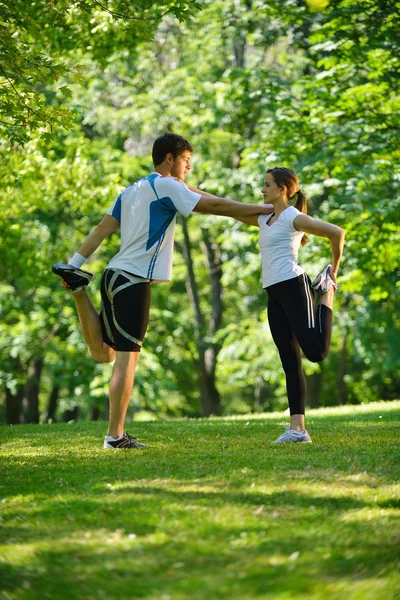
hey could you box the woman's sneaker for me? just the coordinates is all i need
[103,432,146,449]
[52,263,93,292]
[272,425,312,443]
[311,264,337,294]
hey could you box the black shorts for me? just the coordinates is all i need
[99,268,151,352]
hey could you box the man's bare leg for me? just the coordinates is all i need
[68,287,115,363]
[107,351,140,439]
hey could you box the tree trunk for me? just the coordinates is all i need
[63,406,79,422]
[5,387,24,425]
[179,217,223,416]
[254,377,262,413]
[23,358,44,424]
[91,404,100,421]
[337,334,347,405]
[198,346,221,416]
[46,384,60,422]
[306,369,323,408]
[201,229,223,335]
[233,34,247,68]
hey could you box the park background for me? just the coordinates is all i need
[1,3,399,600]
[0,0,399,425]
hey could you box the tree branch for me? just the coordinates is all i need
[0,67,43,121]
[91,0,170,21]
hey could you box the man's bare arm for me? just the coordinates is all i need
[193,196,271,218]
[188,184,273,214]
[230,215,260,226]
[72,215,120,261]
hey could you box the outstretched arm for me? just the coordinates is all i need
[193,195,272,219]
[186,184,217,199]
[233,214,263,227]
[71,215,120,263]
[294,214,345,279]
[185,184,274,227]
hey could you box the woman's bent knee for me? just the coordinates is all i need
[304,350,328,363]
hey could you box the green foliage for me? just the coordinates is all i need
[0,0,202,142]
[1,0,399,423]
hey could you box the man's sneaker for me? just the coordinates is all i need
[103,432,146,449]
[52,263,93,292]
[272,425,312,444]
[311,264,337,295]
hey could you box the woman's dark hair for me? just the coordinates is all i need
[152,133,193,166]
[267,167,308,246]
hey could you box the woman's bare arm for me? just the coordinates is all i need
[294,214,345,278]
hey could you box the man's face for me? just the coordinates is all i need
[170,150,192,180]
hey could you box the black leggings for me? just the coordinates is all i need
[266,274,333,415]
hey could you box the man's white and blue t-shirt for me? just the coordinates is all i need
[258,206,305,288]
[107,173,201,282]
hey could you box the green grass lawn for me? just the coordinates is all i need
[1,401,400,600]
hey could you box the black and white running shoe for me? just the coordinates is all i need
[311,264,337,295]
[52,263,93,292]
[103,432,146,449]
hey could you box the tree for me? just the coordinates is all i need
[1,0,399,424]
[0,0,201,142]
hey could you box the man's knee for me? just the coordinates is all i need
[89,346,116,363]
[114,350,140,368]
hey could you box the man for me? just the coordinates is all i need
[53,133,272,449]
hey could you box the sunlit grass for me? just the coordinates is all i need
[1,402,399,599]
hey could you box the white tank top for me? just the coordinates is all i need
[258,206,305,288]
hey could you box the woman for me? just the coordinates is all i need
[238,167,345,443]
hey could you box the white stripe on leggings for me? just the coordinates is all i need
[303,274,315,329]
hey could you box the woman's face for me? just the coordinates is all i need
[262,172,282,204]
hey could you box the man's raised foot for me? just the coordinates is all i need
[52,263,93,292]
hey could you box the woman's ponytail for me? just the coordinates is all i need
[294,189,307,214]
[294,189,308,246]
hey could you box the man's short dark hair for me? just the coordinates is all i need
[152,133,193,166]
